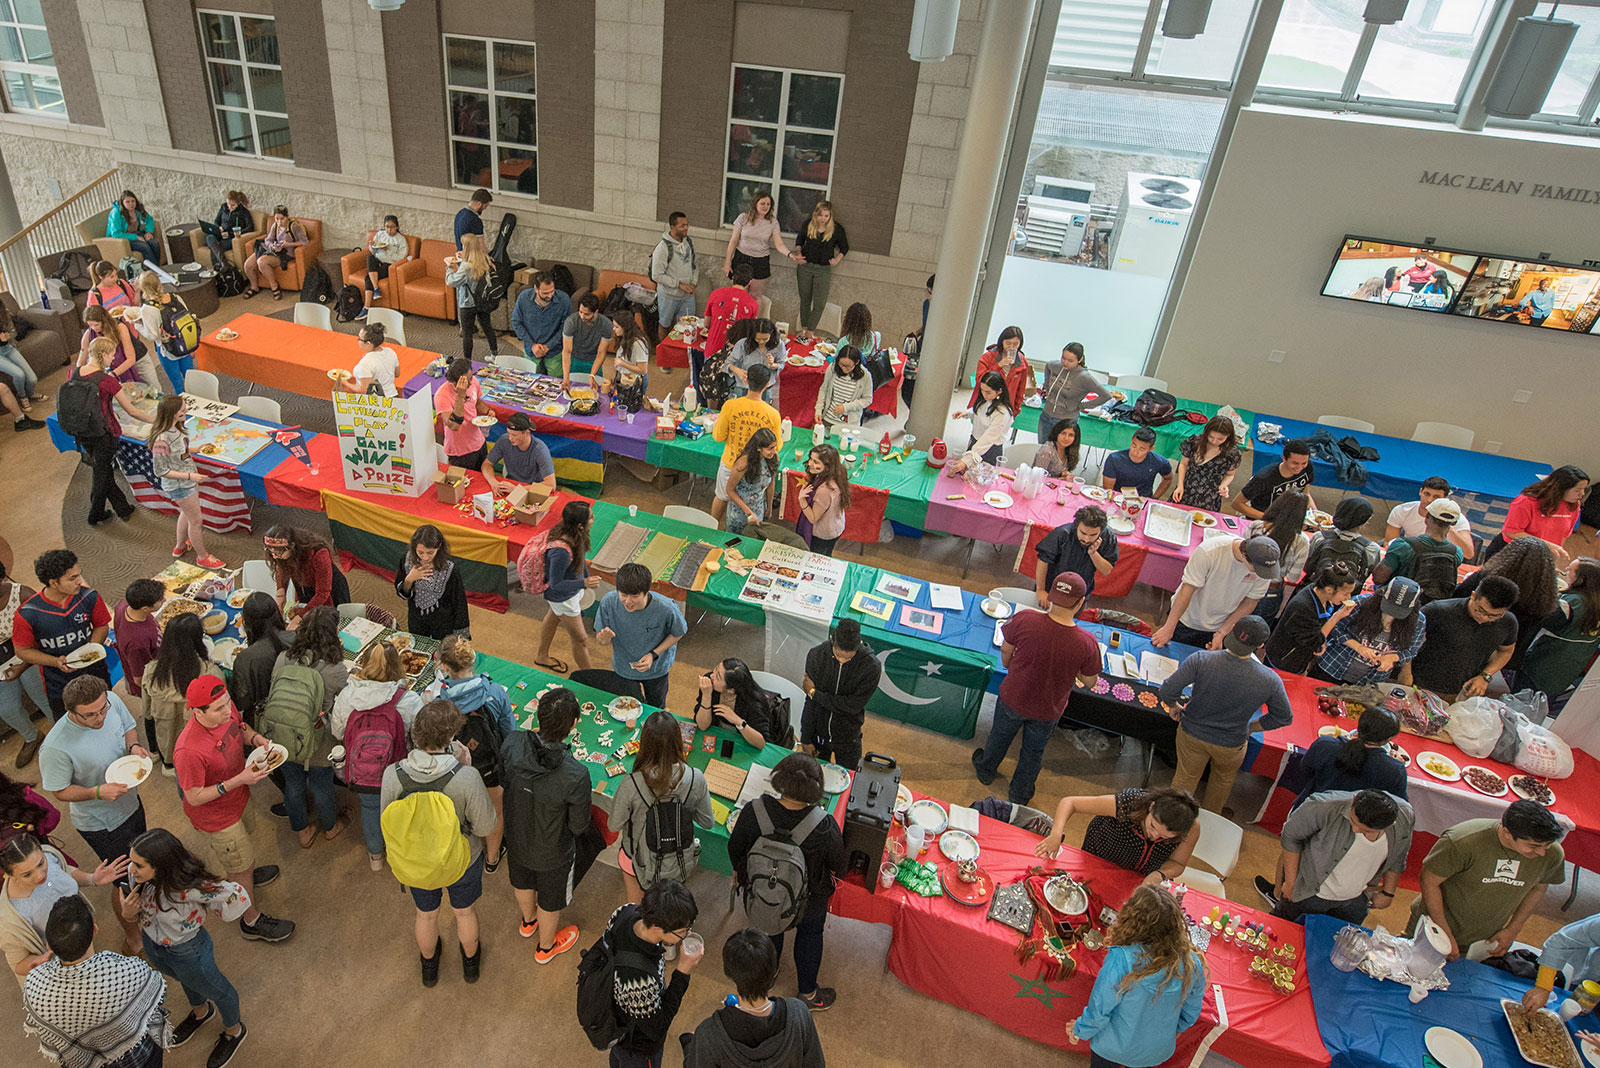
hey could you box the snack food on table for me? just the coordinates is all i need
[1463,765,1507,796]
[1510,774,1555,805]
[158,597,209,632]
[1501,999,1582,1068]
[401,650,430,676]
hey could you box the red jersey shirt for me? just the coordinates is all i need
[174,707,250,832]
[703,286,757,356]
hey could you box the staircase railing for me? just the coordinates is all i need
[0,167,121,299]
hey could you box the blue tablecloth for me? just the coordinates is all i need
[1253,414,1550,503]
[1304,913,1597,1068]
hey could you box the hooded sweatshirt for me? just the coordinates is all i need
[500,730,591,871]
[330,676,424,741]
[379,749,495,863]
[436,672,517,737]
[651,230,697,293]
[684,998,826,1068]
[800,639,880,743]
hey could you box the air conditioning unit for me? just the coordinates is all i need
[1107,173,1201,278]
[1022,177,1095,259]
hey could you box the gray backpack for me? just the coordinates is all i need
[741,797,826,935]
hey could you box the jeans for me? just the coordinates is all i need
[459,307,498,360]
[358,792,384,855]
[770,896,829,994]
[155,352,194,396]
[972,696,1055,805]
[204,234,231,270]
[795,262,832,331]
[127,237,161,263]
[1170,621,1216,648]
[638,674,670,709]
[143,927,241,1028]
[80,435,133,523]
[0,343,39,397]
[0,664,48,742]
[78,802,147,864]
[281,761,338,833]
[657,288,694,329]
[1273,893,1370,925]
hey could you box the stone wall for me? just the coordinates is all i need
[0,131,119,226]
[322,0,397,184]
[594,0,663,222]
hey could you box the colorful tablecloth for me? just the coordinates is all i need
[654,336,904,427]
[192,314,438,400]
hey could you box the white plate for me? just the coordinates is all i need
[894,784,913,814]
[804,356,826,367]
[226,588,259,609]
[1418,751,1462,782]
[216,330,238,341]
[983,491,1014,509]
[907,799,948,834]
[939,829,979,862]
[1082,486,1109,500]
[1424,1026,1482,1068]
[247,743,289,772]
[105,754,152,788]
[199,270,214,279]
[1509,775,1556,806]
[1462,765,1509,797]
[472,415,496,427]
[183,261,202,271]
[64,643,108,670]
[980,598,1012,619]
[608,696,644,722]
[1583,1033,1600,1068]
[209,637,242,669]
[820,763,850,795]
[1107,516,1136,535]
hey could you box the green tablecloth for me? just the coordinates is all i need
[1014,390,1257,460]
[587,499,766,625]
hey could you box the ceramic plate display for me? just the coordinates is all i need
[907,799,948,835]
[64,643,108,670]
[608,696,644,722]
[1509,774,1556,806]
[820,763,851,795]
[983,491,1014,509]
[1042,874,1089,916]
[1424,1027,1482,1068]
[940,863,994,905]
[105,755,153,788]
[1418,751,1462,782]
[1462,765,1509,797]
[938,829,979,862]
[1107,516,1136,535]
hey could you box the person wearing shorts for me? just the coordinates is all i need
[709,364,780,525]
[502,687,592,964]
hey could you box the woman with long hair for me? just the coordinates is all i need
[725,427,779,536]
[0,771,59,850]
[2,834,132,980]
[1317,577,1426,685]
[1521,557,1600,704]
[1173,415,1241,512]
[242,204,307,300]
[339,321,401,398]
[107,190,159,263]
[73,337,153,525]
[203,189,253,271]
[1249,491,1312,621]
[613,711,713,903]
[136,268,197,393]
[1040,341,1101,424]
[0,560,50,766]
[141,612,208,771]
[434,358,492,469]
[1038,787,1201,885]
[1032,418,1083,478]
[728,317,784,405]
[608,311,653,406]
[396,524,469,639]
[693,657,787,749]
[790,200,848,338]
[227,593,291,726]
[813,345,873,431]
[262,524,348,623]
[1296,705,1407,806]
[950,370,1014,474]
[1070,885,1206,1068]
[118,828,251,1060]
[968,325,1034,413]
[722,190,793,300]
[797,442,852,556]
[272,606,350,848]
[838,301,880,357]
[331,641,423,870]
[85,259,139,313]
[80,304,156,387]
[445,232,499,361]
[148,394,223,569]
[533,500,598,674]
[1498,464,1589,568]
[1454,535,1560,673]
[1263,562,1358,675]
[435,634,515,872]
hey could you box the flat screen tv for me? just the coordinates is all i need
[1451,257,1600,334]
[1320,237,1479,313]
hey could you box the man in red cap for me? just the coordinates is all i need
[972,572,1102,806]
[172,675,295,942]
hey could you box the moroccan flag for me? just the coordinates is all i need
[863,634,992,739]
[322,489,510,611]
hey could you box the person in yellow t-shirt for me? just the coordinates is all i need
[710,363,780,525]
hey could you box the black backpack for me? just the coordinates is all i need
[1404,537,1460,602]
[1304,532,1375,587]
[58,371,109,439]
[454,699,505,785]
[1130,388,1179,427]
[300,263,336,306]
[333,284,365,323]
[600,285,631,318]
[626,770,698,886]
[550,263,577,295]
[50,250,96,294]
[575,914,656,1051]
[214,263,248,298]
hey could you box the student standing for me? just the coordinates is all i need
[148,394,225,569]
[710,364,780,526]
[789,201,847,339]
[1315,578,1425,686]
[968,327,1034,414]
[1150,535,1280,650]
[261,525,349,623]
[511,272,572,375]
[1039,342,1103,425]
[1,834,131,980]
[795,444,850,556]
[1036,788,1201,888]
[651,212,698,334]
[799,620,879,770]
[1102,426,1175,499]
[330,641,421,871]
[1262,562,1358,675]
[434,358,493,469]
[140,613,207,776]
[445,234,500,360]
[532,501,599,674]
[948,371,1014,473]
[1270,790,1412,924]
[0,559,51,769]
[269,608,350,849]
[1172,416,1242,513]
[682,928,827,1068]
[602,880,703,1068]
[396,524,470,640]
[724,428,779,537]
[12,550,113,719]
[38,676,151,863]
[594,563,688,709]
[612,711,713,904]
[1521,556,1600,704]
[722,191,793,301]
[113,579,166,760]
[338,322,401,398]
[434,634,516,873]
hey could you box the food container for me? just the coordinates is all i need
[432,466,471,504]
[201,610,228,635]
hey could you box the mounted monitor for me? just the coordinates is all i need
[1320,237,1479,313]
[1452,257,1600,334]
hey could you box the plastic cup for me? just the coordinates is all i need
[880,862,897,889]
[681,932,705,961]
[905,823,927,857]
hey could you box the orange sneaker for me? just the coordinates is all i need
[534,925,579,964]
[519,917,538,939]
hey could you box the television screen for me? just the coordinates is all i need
[1320,237,1479,312]
[1452,258,1600,334]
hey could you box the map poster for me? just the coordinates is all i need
[333,390,434,497]
[737,540,848,623]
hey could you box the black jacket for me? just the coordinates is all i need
[799,640,879,744]
[395,563,470,641]
[228,627,292,725]
[684,999,826,1068]
[212,202,253,236]
[1263,586,1334,675]
[608,903,692,1052]
[500,730,591,870]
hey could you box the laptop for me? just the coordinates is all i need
[196,219,223,237]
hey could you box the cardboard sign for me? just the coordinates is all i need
[181,393,238,423]
[333,390,434,497]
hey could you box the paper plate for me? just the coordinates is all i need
[216,330,238,341]
[608,696,644,722]
[939,829,979,862]
[1082,486,1109,500]
[820,763,851,795]
[786,356,806,367]
[471,415,497,427]
[1423,1026,1482,1068]
[980,597,1012,619]
[804,356,826,367]
[1418,751,1462,782]
[1583,1033,1600,1068]
[538,401,569,417]
[64,643,108,670]
[105,754,152,788]
[1107,516,1136,535]
[813,343,836,356]
[226,588,260,609]
[327,368,348,380]
[907,799,948,834]
[1192,512,1218,527]
[983,491,1014,509]
[894,784,913,814]
[208,637,242,669]
[1509,774,1555,805]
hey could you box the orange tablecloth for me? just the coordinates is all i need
[193,313,440,399]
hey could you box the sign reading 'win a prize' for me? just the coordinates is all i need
[333,390,434,497]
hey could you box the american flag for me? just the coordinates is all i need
[115,438,253,534]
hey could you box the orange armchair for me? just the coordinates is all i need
[261,218,323,292]
[340,231,422,309]
[393,239,458,321]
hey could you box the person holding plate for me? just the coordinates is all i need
[434,358,493,469]
[13,550,113,721]
[38,675,149,865]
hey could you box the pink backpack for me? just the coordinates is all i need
[342,687,407,792]
[515,530,554,596]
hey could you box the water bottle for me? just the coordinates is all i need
[39,287,50,310]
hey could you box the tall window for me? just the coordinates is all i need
[0,0,62,119]
[444,35,537,198]
[199,11,291,160]
[724,65,842,231]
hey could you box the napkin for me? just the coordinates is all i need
[947,805,980,835]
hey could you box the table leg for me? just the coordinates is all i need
[1141,741,1156,788]
[961,537,976,579]
[1564,865,1582,911]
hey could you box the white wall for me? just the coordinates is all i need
[1158,106,1600,472]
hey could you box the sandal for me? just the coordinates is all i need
[271,288,283,301]
[242,288,259,299]
[533,656,570,674]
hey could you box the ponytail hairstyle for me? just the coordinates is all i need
[1335,706,1401,778]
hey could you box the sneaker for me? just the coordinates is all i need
[519,917,538,939]
[1254,876,1278,908]
[484,841,506,874]
[354,308,369,320]
[799,987,837,1012]
[534,925,579,964]
[971,748,995,786]
[369,853,384,872]
[196,554,226,569]
[270,803,288,819]
[160,763,176,778]
[14,736,41,769]
[251,865,280,888]
[239,913,294,942]
[170,1002,215,1047]
[462,942,482,983]
[206,1024,247,1068]
[15,416,45,432]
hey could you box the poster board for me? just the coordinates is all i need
[333,390,434,497]
[737,540,847,622]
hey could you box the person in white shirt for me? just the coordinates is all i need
[1152,535,1281,650]
[949,371,1013,474]
[340,322,400,397]
[1270,789,1412,925]
[363,215,412,309]
[1385,476,1474,554]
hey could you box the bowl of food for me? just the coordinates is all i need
[608,696,643,723]
[201,609,228,635]
[247,743,289,773]
[226,588,259,610]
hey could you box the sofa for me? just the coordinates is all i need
[507,259,597,313]
[340,231,422,310]
[35,246,96,336]
[75,205,163,264]
[0,291,73,380]
[593,269,656,333]
[393,238,458,321]
[186,208,267,269]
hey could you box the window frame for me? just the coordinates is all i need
[441,32,539,200]
[196,8,292,161]
[722,62,844,229]
[0,2,63,120]
[1047,0,1242,91]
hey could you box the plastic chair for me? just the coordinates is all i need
[184,369,220,400]
[292,302,332,331]
[987,585,1041,611]
[750,670,806,742]
[495,354,539,373]
[240,559,275,595]
[1316,415,1375,433]
[364,306,406,346]
[337,603,368,623]
[1001,443,1040,470]
[1412,421,1475,449]
[235,395,282,423]
[1178,867,1227,896]
[1187,809,1243,879]
[1115,374,1168,392]
[817,302,842,337]
[663,505,718,529]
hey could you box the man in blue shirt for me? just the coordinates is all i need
[510,272,572,376]
[38,675,150,863]
[453,188,491,249]
[1102,426,1174,498]
[1516,278,1556,326]
[481,412,555,494]
[593,563,687,708]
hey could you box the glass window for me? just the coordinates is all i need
[444,35,538,198]
[0,0,60,118]
[1145,0,1253,82]
[198,10,290,159]
[1259,0,1366,93]
[1357,0,1489,104]
[1533,3,1600,118]
[1051,0,1145,74]
[723,65,842,226]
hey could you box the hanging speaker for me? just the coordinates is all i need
[1161,0,1213,40]
[1362,0,1408,25]
[1484,15,1578,119]
[909,0,960,62]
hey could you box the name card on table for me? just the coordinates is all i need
[333,390,435,497]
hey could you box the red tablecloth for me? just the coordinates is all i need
[655,337,904,426]
[777,468,887,544]
[193,313,439,399]
[830,793,1328,1068]
[655,335,691,370]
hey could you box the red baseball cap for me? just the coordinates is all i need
[186,674,228,709]
[1049,572,1088,607]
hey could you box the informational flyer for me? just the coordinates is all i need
[737,540,847,623]
[333,390,434,497]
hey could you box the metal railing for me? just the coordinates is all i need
[0,167,122,299]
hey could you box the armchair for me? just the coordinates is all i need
[393,238,458,321]
[266,218,324,292]
[186,208,267,269]
[0,292,72,379]
[341,231,422,310]
[75,205,162,264]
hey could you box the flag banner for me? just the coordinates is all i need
[322,489,510,611]
[863,637,991,739]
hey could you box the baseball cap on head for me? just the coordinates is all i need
[186,674,228,709]
[1380,577,1422,617]
[505,412,532,432]
[1425,497,1462,524]
[1222,615,1270,656]
[1049,571,1087,607]
[1241,536,1282,580]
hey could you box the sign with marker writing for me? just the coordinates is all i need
[333,390,434,497]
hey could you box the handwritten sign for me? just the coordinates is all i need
[333,390,434,497]
[182,393,238,422]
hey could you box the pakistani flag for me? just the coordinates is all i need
[865,639,992,739]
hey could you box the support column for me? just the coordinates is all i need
[906,0,1037,448]
[0,147,22,238]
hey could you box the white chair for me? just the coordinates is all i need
[240,560,275,595]
[663,505,718,529]
[1412,421,1475,449]
[364,306,406,346]
[817,302,843,337]
[1087,369,1110,386]
[1178,868,1227,897]
[292,302,332,331]
[988,585,1040,611]
[750,669,807,743]
[337,603,368,623]
[495,354,539,373]
[235,395,282,423]
[184,369,220,400]
[1001,442,1040,470]
[1115,374,1168,392]
[1187,809,1243,879]
[1316,415,1375,433]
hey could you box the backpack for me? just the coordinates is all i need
[380,765,471,890]
[50,249,96,294]
[257,662,326,765]
[515,530,555,596]
[600,285,631,318]
[333,284,365,323]
[550,263,577,295]
[473,270,507,316]
[156,299,202,357]
[1130,388,1179,427]
[1404,536,1460,602]
[740,797,827,935]
[300,263,336,306]
[214,263,248,298]
[341,688,407,792]
[575,916,657,1051]
[57,371,109,439]
[626,770,700,887]
[453,690,506,786]
[1304,532,1376,587]
[118,255,146,280]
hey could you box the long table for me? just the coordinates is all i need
[654,335,905,428]
[1014,386,1257,457]
[193,314,438,399]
